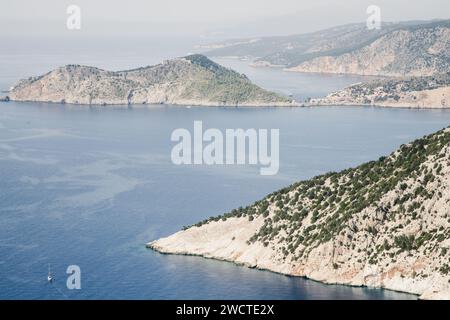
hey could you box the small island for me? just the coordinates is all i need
[5,54,294,107]
[149,126,450,299]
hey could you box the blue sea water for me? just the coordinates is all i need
[1,37,449,299]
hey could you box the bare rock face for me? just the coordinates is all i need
[149,127,450,299]
[309,73,450,108]
[204,20,450,78]
[287,26,450,77]
[205,22,405,66]
[8,54,293,107]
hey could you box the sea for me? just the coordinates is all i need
[1,36,449,299]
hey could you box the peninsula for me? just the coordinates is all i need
[204,20,450,77]
[308,73,450,108]
[149,126,450,299]
[5,54,294,107]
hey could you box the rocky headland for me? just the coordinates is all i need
[308,73,450,108]
[149,127,450,299]
[5,54,294,107]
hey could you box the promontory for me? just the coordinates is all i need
[308,73,450,108]
[5,54,294,107]
[149,126,450,299]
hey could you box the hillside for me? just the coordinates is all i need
[6,54,293,107]
[308,73,450,108]
[287,22,450,76]
[204,20,450,77]
[204,22,400,65]
[149,127,450,299]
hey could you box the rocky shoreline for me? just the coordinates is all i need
[147,216,448,300]
[148,127,450,300]
[5,54,294,107]
[306,74,450,109]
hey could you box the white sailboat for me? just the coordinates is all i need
[47,264,53,282]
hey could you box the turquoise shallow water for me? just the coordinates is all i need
[0,37,448,299]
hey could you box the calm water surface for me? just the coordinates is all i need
[1,38,449,299]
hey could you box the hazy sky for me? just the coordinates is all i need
[1,0,449,38]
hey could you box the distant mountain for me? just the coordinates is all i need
[6,54,293,107]
[309,73,450,108]
[288,21,450,77]
[149,126,450,299]
[204,20,450,77]
[203,22,400,64]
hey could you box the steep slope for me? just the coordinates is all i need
[149,127,450,299]
[203,20,450,77]
[7,54,293,107]
[287,22,450,76]
[204,22,401,66]
[309,73,450,108]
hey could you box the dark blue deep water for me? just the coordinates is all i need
[1,38,449,299]
[1,102,450,299]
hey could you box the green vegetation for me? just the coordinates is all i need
[10,55,292,106]
[188,126,450,274]
[181,54,290,105]
[346,72,450,99]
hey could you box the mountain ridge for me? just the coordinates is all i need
[204,20,450,77]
